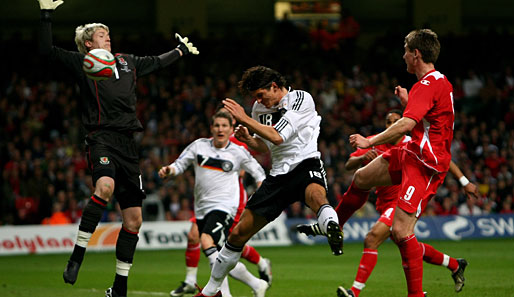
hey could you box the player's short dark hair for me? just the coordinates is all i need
[212,110,234,127]
[404,29,440,64]
[238,66,287,95]
[388,109,403,117]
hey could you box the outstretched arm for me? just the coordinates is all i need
[38,0,63,56]
[157,33,200,68]
[350,117,416,149]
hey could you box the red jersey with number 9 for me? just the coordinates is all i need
[402,69,454,173]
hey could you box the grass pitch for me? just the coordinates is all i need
[1,238,513,297]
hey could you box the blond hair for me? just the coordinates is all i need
[74,23,109,54]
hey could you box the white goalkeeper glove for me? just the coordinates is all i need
[38,0,64,10]
[175,33,199,56]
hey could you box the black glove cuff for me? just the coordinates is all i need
[41,10,53,21]
[176,43,189,56]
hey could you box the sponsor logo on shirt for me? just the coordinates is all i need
[420,79,430,86]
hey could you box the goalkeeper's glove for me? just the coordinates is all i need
[175,33,199,56]
[37,0,64,10]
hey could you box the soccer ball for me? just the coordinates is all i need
[82,48,116,81]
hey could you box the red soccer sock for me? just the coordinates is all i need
[352,248,378,297]
[397,234,424,297]
[420,242,459,272]
[241,245,260,264]
[335,181,370,226]
[185,243,201,268]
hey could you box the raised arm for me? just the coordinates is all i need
[38,0,63,56]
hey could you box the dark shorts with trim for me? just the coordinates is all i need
[246,158,328,222]
[86,130,145,209]
[197,210,234,248]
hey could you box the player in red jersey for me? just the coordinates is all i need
[298,110,478,296]
[347,29,456,297]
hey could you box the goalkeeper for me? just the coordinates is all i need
[37,1,199,297]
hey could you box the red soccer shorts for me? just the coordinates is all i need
[382,147,447,217]
[377,203,397,227]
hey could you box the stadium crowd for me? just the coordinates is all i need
[1,23,513,225]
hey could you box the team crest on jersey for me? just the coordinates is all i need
[198,155,233,172]
[99,157,110,165]
[116,56,128,65]
[420,79,430,86]
[221,161,233,172]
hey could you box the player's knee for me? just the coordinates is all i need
[364,231,380,249]
[123,216,142,232]
[227,228,247,247]
[187,231,199,244]
[305,183,328,209]
[353,169,368,189]
[95,179,114,200]
[390,226,404,243]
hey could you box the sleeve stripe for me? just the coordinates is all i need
[292,91,304,111]
[274,118,289,133]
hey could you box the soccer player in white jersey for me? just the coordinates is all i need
[195,66,343,297]
[159,111,269,297]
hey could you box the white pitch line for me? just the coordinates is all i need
[83,287,250,297]
[84,288,167,296]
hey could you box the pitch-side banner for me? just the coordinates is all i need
[287,213,514,245]
[0,212,291,255]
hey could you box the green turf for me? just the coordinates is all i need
[1,238,513,297]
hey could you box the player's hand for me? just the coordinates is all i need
[349,134,371,149]
[363,149,378,161]
[37,0,63,10]
[223,98,248,123]
[464,182,480,200]
[395,85,408,107]
[234,124,252,143]
[158,165,172,179]
[175,33,199,56]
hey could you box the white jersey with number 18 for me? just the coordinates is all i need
[251,89,321,176]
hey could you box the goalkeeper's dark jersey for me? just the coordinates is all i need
[39,15,181,134]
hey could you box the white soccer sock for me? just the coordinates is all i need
[219,277,231,297]
[442,254,450,267]
[76,230,92,248]
[116,259,132,277]
[202,245,242,296]
[229,262,262,291]
[184,266,198,287]
[352,280,366,290]
[206,249,231,296]
[257,257,267,271]
[317,204,339,234]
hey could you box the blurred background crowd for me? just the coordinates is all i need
[1,2,514,225]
